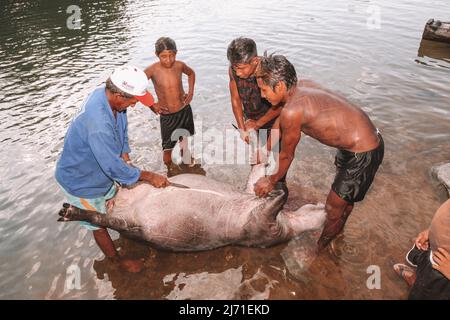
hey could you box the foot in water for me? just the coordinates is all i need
[393,263,416,287]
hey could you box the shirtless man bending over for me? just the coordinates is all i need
[253,54,384,250]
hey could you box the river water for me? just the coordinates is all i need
[0,0,449,299]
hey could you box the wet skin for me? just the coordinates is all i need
[254,79,380,250]
[144,50,196,167]
[144,50,195,114]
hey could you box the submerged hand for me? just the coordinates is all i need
[432,248,450,280]
[254,176,275,197]
[415,229,430,251]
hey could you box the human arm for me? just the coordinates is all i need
[228,67,248,143]
[144,64,169,114]
[244,107,282,131]
[266,116,281,153]
[121,153,131,165]
[254,108,302,197]
[182,62,195,105]
[89,130,141,185]
[89,130,168,188]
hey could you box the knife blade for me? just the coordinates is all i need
[169,182,190,189]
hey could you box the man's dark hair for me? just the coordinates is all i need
[256,53,297,90]
[155,37,177,55]
[227,37,257,64]
[105,78,134,98]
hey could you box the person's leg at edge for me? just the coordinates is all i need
[163,149,173,167]
[93,227,143,273]
[317,190,352,251]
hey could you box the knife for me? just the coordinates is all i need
[169,182,190,189]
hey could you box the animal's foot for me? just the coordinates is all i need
[57,203,83,222]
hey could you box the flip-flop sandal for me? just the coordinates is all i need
[393,263,415,280]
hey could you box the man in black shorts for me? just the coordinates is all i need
[253,54,384,250]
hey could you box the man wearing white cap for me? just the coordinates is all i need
[55,65,169,273]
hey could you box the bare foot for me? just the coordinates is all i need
[393,263,416,287]
[118,258,144,273]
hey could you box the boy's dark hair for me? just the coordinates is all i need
[227,37,257,64]
[256,53,297,90]
[155,37,177,55]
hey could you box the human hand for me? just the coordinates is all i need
[254,176,275,197]
[149,172,170,188]
[432,248,450,280]
[415,229,430,251]
[151,102,170,115]
[244,119,258,132]
[141,171,169,188]
[183,92,194,105]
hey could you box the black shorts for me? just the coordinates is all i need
[407,245,450,300]
[332,134,384,203]
[159,104,195,150]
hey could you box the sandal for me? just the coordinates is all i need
[393,263,416,286]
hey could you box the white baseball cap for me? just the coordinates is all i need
[110,65,154,106]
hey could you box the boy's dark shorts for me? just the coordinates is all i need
[160,104,195,150]
[407,245,450,300]
[332,133,384,203]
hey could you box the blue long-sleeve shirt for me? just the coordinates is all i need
[55,86,140,198]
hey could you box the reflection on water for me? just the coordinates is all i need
[0,0,450,299]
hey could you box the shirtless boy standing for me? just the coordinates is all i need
[253,54,384,250]
[145,37,196,175]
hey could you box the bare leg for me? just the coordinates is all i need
[163,149,173,167]
[93,228,143,273]
[317,190,352,250]
[340,203,354,233]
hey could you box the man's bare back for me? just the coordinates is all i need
[145,61,193,113]
[282,80,379,153]
[254,54,384,250]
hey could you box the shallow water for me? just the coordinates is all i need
[0,0,449,299]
